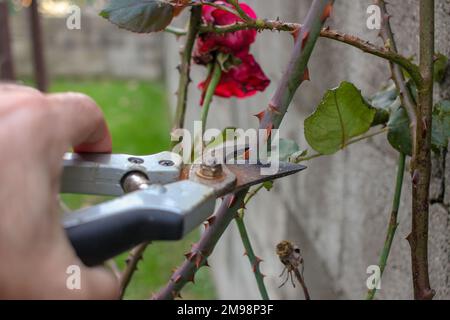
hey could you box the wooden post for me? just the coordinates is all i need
[0,1,16,80]
[28,0,48,92]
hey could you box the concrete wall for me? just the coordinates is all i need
[164,0,450,299]
[10,8,163,80]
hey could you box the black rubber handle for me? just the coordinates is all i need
[63,181,216,266]
[66,208,184,266]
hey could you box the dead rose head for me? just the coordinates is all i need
[194,1,270,100]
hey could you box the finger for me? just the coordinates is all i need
[81,266,120,300]
[46,92,112,153]
[0,82,41,95]
[0,84,44,114]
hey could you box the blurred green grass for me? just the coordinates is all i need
[50,79,215,300]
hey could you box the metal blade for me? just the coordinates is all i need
[222,162,306,197]
[181,162,306,198]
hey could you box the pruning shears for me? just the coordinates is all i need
[61,151,305,266]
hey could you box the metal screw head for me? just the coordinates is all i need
[128,157,144,164]
[159,159,175,167]
[198,157,223,179]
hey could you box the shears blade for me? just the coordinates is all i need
[181,162,306,198]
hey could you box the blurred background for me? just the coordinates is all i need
[1,0,449,299]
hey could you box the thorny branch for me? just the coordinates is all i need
[152,191,248,299]
[120,242,151,299]
[407,0,435,300]
[172,7,203,139]
[196,21,421,84]
[235,184,269,300]
[366,153,406,300]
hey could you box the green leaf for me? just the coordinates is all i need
[387,101,450,155]
[387,107,413,156]
[278,139,300,162]
[100,0,174,33]
[288,149,308,163]
[434,53,448,83]
[369,82,399,126]
[304,82,376,155]
[431,100,450,151]
[262,181,274,191]
[370,82,400,111]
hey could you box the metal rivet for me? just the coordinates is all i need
[128,157,144,164]
[159,159,175,167]
[197,157,223,179]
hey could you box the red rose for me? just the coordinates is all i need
[199,52,270,99]
[194,1,257,64]
[195,2,270,100]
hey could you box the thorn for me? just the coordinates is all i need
[174,275,182,284]
[207,216,216,225]
[321,2,333,22]
[171,291,182,299]
[252,257,263,272]
[195,254,203,268]
[184,252,195,261]
[203,259,210,267]
[171,268,178,274]
[406,232,412,244]
[303,68,310,81]
[243,251,248,256]
[228,194,237,208]
[265,123,274,139]
[254,110,265,121]
[261,273,266,278]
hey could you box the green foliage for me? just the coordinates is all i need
[370,82,400,111]
[262,181,274,191]
[100,0,176,33]
[431,100,450,151]
[304,82,376,155]
[434,53,449,83]
[387,107,413,156]
[386,101,450,155]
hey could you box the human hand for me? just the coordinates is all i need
[0,84,118,299]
